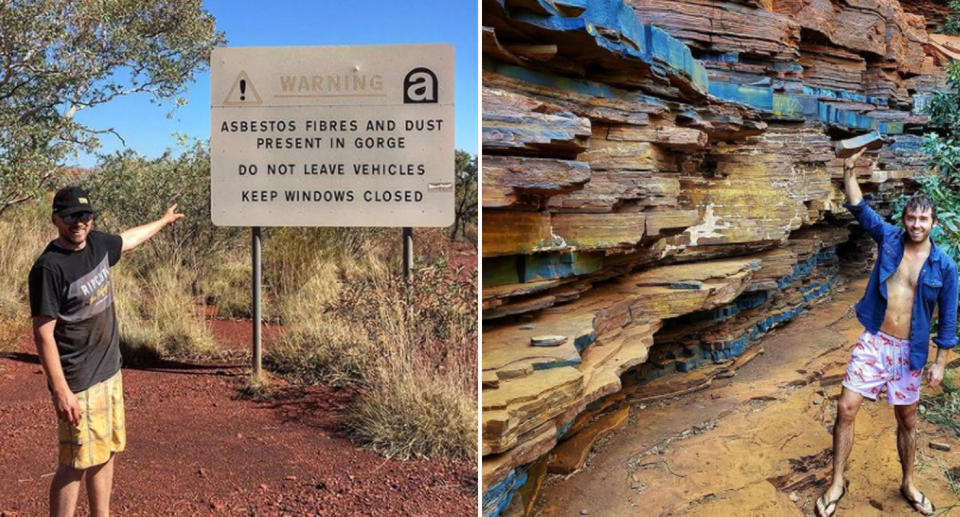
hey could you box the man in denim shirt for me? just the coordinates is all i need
[816,148,957,517]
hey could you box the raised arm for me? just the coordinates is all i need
[119,204,185,252]
[33,316,80,426]
[841,148,890,243]
[842,147,867,206]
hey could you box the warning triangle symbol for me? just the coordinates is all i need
[224,71,262,106]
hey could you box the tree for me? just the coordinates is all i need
[0,0,226,214]
[450,149,478,242]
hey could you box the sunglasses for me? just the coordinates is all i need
[61,212,93,224]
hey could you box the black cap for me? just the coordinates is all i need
[52,186,95,217]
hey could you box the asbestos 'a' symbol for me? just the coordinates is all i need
[224,71,262,106]
[403,67,438,104]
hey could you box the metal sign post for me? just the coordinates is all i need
[403,227,413,282]
[252,226,262,378]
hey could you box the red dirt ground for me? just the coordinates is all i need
[0,318,476,516]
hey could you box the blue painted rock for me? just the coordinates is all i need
[836,130,884,159]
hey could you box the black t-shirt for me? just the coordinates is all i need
[28,231,123,393]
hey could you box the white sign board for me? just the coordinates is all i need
[210,44,454,227]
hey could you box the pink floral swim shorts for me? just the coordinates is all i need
[841,330,923,405]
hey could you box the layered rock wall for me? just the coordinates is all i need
[480,1,953,515]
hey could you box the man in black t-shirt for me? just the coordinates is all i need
[29,186,183,517]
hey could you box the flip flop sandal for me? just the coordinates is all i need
[815,482,847,517]
[901,486,936,516]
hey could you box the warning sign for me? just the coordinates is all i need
[209,45,455,228]
[223,71,262,106]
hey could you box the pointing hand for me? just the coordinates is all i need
[164,204,185,226]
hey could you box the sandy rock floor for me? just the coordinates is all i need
[536,277,960,516]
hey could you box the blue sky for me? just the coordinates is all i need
[71,0,478,167]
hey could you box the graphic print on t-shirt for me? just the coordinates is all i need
[59,254,114,323]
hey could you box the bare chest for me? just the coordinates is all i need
[887,250,929,291]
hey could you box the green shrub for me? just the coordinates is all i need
[920,391,960,437]
[450,150,478,243]
[2,142,234,360]
[911,61,960,262]
[83,140,244,275]
[946,1,960,35]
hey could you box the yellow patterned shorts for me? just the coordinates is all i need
[57,371,125,469]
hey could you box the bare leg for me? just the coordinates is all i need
[50,464,84,517]
[895,402,918,488]
[895,403,932,513]
[85,454,114,517]
[818,387,864,514]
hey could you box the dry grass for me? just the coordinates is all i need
[268,258,371,386]
[0,200,216,361]
[113,260,215,361]
[197,251,252,319]
[344,291,477,460]
[264,227,477,460]
[347,368,477,460]
[239,370,275,401]
[0,202,53,353]
[265,228,387,385]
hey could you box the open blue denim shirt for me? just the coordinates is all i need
[845,196,958,370]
